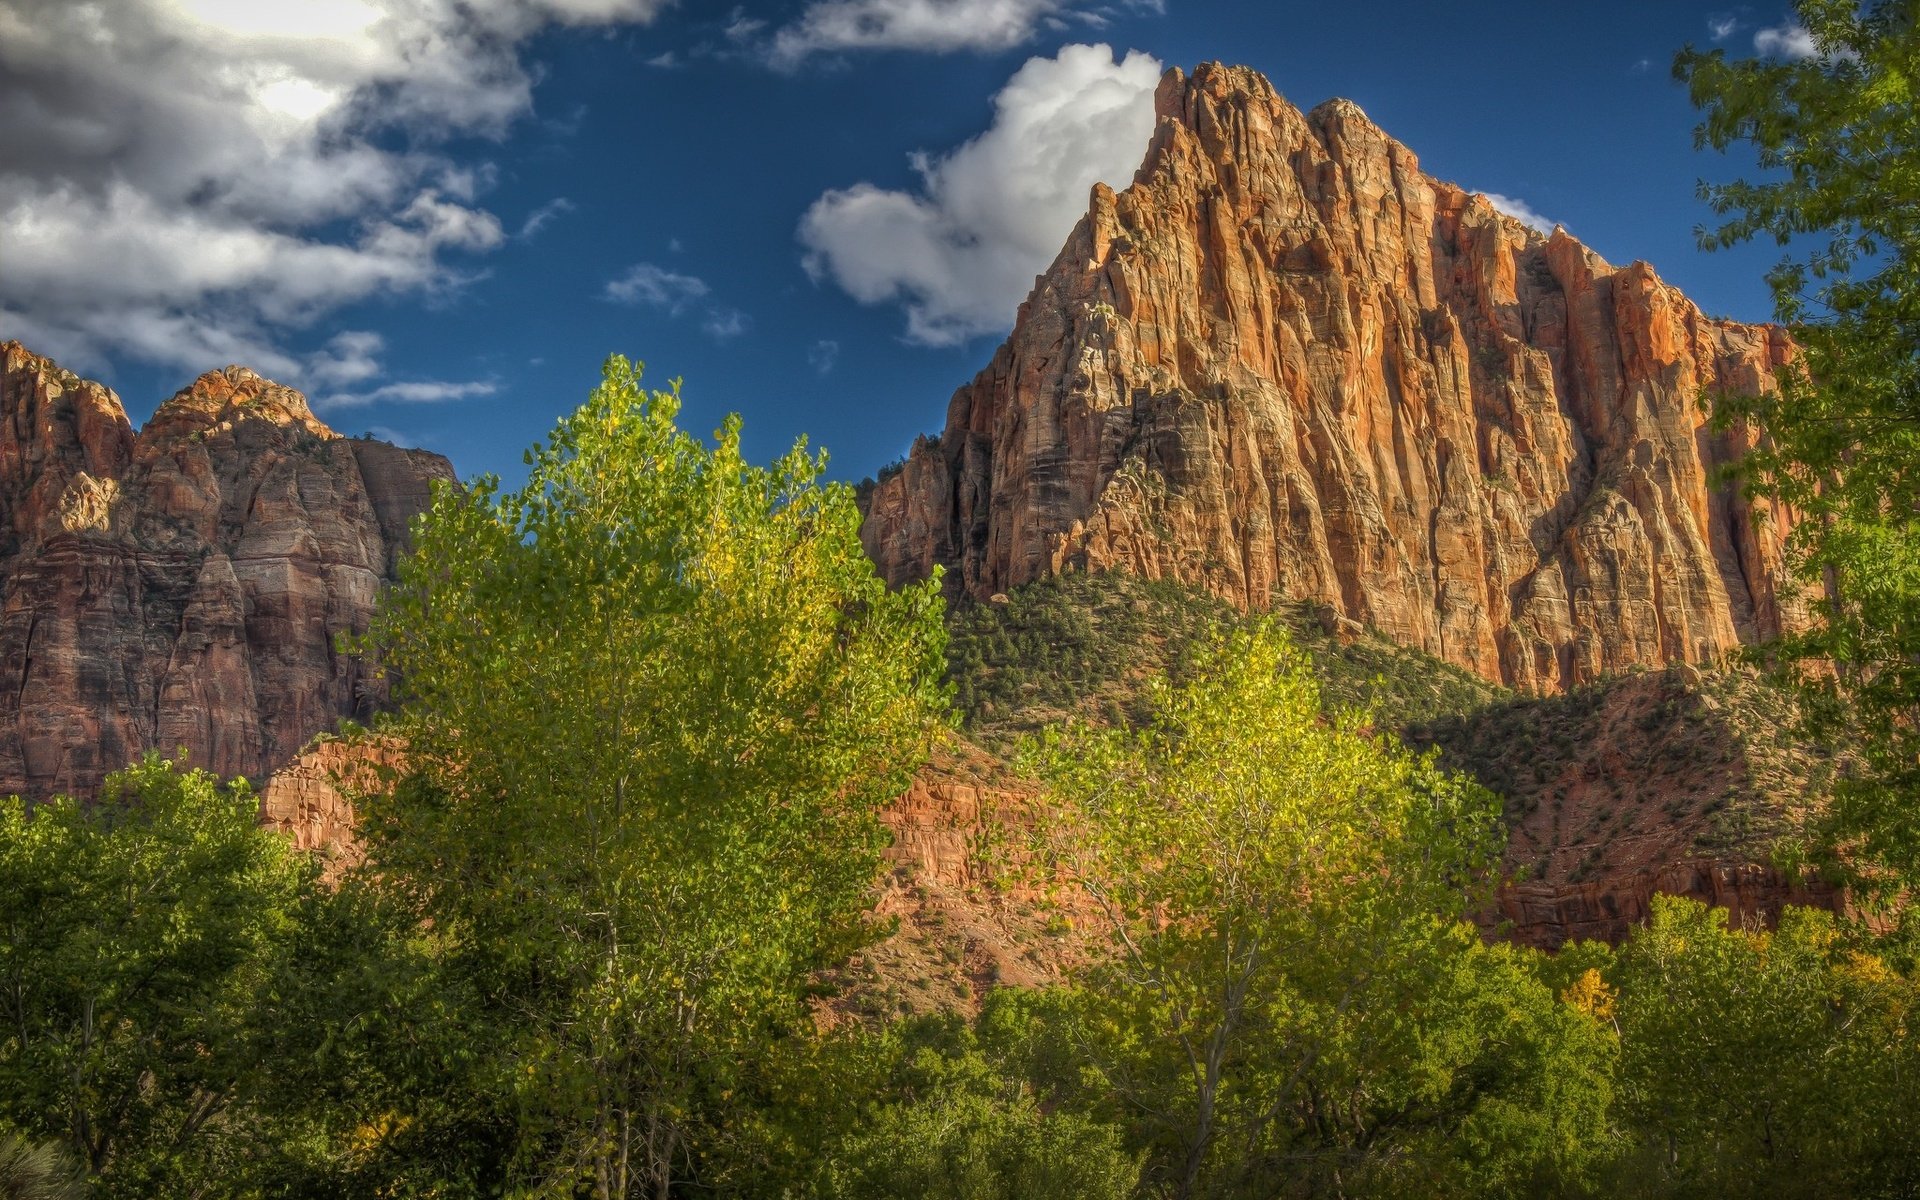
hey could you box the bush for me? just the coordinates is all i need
[816,1089,1138,1200]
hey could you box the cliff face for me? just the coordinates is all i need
[1496,860,1840,949]
[0,341,454,798]
[863,63,1800,691]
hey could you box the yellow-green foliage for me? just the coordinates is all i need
[0,758,309,1196]
[357,356,950,1197]
[1025,624,1614,1199]
[1679,0,1920,930]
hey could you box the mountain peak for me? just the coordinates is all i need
[862,61,1798,694]
[149,363,335,441]
[0,341,455,798]
[1153,61,1284,121]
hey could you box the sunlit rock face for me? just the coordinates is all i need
[0,340,454,798]
[862,62,1800,692]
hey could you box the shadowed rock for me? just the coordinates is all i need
[0,341,454,798]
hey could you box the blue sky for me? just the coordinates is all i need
[0,0,1812,486]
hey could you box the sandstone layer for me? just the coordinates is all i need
[0,341,454,798]
[863,63,1800,691]
[1496,859,1840,949]
[259,734,409,872]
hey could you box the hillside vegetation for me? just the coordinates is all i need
[943,569,1835,887]
[946,570,1500,744]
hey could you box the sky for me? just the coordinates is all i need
[0,0,1825,486]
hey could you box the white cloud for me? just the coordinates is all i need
[798,42,1161,346]
[518,197,576,239]
[307,330,388,387]
[702,308,751,340]
[605,263,711,310]
[1751,21,1858,62]
[1481,192,1558,236]
[808,339,840,375]
[725,7,770,42]
[769,0,1069,66]
[0,0,667,384]
[1753,21,1819,58]
[1709,14,1740,40]
[605,263,750,341]
[321,378,501,410]
[302,330,495,411]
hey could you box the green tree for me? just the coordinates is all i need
[816,1087,1137,1200]
[229,865,516,1199]
[358,356,948,1198]
[1026,624,1614,1198]
[1605,895,1920,1197]
[1677,2,1920,926]
[720,992,1136,1200]
[0,756,310,1195]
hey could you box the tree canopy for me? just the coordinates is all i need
[1026,624,1614,1199]
[1678,0,1920,924]
[357,355,950,1197]
[0,757,310,1196]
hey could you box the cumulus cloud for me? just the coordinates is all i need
[307,331,389,388]
[1752,20,1859,62]
[702,308,751,340]
[605,263,749,341]
[0,0,666,385]
[798,43,1161,346]
[1709,14,1741,40]
[303,331,499,412]
[763,0,1163,67]
[1753,21,1819,58]
[1481,192,1558,236]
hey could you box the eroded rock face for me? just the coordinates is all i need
[1496,860,1841,949]
[863,63,1800,691]
[0,341,454,798]
[258,734,408,872]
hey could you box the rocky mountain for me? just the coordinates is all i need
[863,62,1802,692]
[0,341,453,798]
[0,63,1825,971]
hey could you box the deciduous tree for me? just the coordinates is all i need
[1678,1,1920,925]
[1027,625,1614,1198]
[359,356,948,1198]
[0,757,309,1196]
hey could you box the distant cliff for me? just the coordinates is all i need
[0,341,453,797]
[862,62,1802,692]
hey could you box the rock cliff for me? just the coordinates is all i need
[0,341,454,798]
[259,733,409,871]
[863,62,1801,691]
[1496,859,1840,949]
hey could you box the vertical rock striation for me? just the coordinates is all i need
[862,63,1800,691]
[0,341,454,798]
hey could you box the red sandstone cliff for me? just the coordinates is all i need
[0,341,454,798]
[862,63,1801,691]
